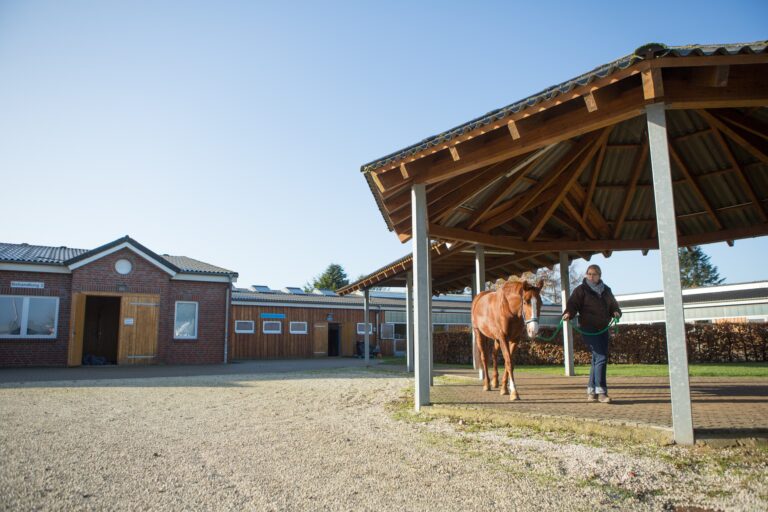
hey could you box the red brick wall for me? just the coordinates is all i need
[0,270,72,366]
[1,247,230,366]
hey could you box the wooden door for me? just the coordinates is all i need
[118,294,160,365]
[341,322,356,357]
[313,322,328,357]
[67,293,87,367]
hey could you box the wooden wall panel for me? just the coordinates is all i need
[230,305,379,360]
[118,294,160,365]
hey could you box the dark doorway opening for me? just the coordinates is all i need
[82,296,120,365]
[327,323,340,357]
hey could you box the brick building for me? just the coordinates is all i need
[0,236,237,367]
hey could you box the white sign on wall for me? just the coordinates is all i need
[124,318,135,326]
[10,281,45,289]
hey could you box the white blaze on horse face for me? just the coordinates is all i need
[526,297,539,338]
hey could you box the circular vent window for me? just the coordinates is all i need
[115,259,133,275]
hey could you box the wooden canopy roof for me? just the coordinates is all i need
[361,42,768,273]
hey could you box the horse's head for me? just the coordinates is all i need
[499,280,543,339]
[521,280,543,338]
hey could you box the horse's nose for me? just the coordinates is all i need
[527,322,539,338]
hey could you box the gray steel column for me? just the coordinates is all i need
[474,245,485,379]
[412,184,431,410]
[363,288,370,365]
[647,102,694,445]
[428,247,434,386]
[406,271,414,372]
[559,251,575,376]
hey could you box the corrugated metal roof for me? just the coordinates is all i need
[233,290,472,310]
[362,41,768,174]
[619,282,768,308]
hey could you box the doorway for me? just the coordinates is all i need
[82,295,121,365]
[328,323,340,357]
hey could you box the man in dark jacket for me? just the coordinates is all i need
[563,264,621,403]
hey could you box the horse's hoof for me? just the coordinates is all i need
[500,388,509,396]
[483,384,490,391]
[492,379,499,388]
[510,393,520,401]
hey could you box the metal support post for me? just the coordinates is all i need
[411,184,431,410]
[559,251,575,376]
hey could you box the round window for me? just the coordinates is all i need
[115,259,133,275]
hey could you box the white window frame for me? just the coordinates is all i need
[234,320,255,333]
[289,321,308,334]
[0,295,59,339]
[380,322,395,340]
[174,301,199,340]
[356,322,375,335]
[263,320,282,334]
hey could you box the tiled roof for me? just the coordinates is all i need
[361,41,768,174]
[232,290,472,310]
[0,238,237,277]
[0,243,87,264]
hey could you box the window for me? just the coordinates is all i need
[174,301,198,339]
[380,323,394,340]
[0,296,59,339]
[263,321,282,334]
[289,321,308,334]
[356,322,375,335]
[234,320,255,333]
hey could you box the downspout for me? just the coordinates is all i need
[223,277,231,364]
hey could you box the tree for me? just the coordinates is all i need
[304,263,350,292]
[678,246,725,288]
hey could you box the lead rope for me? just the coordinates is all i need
[534,316,620,342]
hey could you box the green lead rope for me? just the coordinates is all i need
[535,316,619,342]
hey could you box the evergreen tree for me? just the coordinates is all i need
[678,246,725,288]
[304,263,350,292]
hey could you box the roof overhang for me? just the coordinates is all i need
[360,42,768,267]
[67,239,179,276]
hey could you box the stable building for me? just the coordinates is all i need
[0,236,237,367]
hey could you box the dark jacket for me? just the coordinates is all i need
[564,279,621,332]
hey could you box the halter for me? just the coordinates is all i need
[520,294,539,325]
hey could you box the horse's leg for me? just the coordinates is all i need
[507,342,519,400]
[497,338,517,400]
[491,340,500,389]
[474,328,491,391]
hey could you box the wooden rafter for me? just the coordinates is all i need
[697,109,768,164]
[583,133,610,221]
[561,196,599,239]
[568,183,612,238]
[699,110,768,222]
[713,109,768,143]
[525,127,613,241]
[429,223,768,253]
[668,143,724,230]
[613,140,649,238]
[475,132,603,233]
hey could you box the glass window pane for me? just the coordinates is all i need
[0,297,24,335]
[27,298,57,336]
[175,303,197,338]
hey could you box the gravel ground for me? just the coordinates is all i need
[0,368,765,511]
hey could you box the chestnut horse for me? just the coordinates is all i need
[471,280,543,400]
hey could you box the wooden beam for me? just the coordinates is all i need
[429,222,768,253]
[374,87,646,192]
[448,146,460,161]
[712,109,768,143]
[642,67,664,100]
[507,120,521,140]
[475,133,603,233]
[668,143,724,230]
[583,91,598,112]
[701,114,768,223]
[613,141,650,238]
[698,65,729,87]
[697,109,768,164]
[370,171,385,193]
[561,196,599,239]
[664,73,768,110]
[569,183,612,238]
[399,163,409,179]
[582,131,610,221]
[526,128,612,241]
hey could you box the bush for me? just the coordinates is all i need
[432,323,768,365]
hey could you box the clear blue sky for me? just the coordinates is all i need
[1,1,766,294]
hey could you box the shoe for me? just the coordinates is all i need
[598,393,612,403]
[587,393,597,402]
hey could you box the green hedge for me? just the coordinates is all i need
[432,323,768,365]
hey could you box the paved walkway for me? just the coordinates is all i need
[429,367,768,442]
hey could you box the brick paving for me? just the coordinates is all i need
[430,368,768,440]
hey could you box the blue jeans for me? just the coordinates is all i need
[582,331,609,394]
